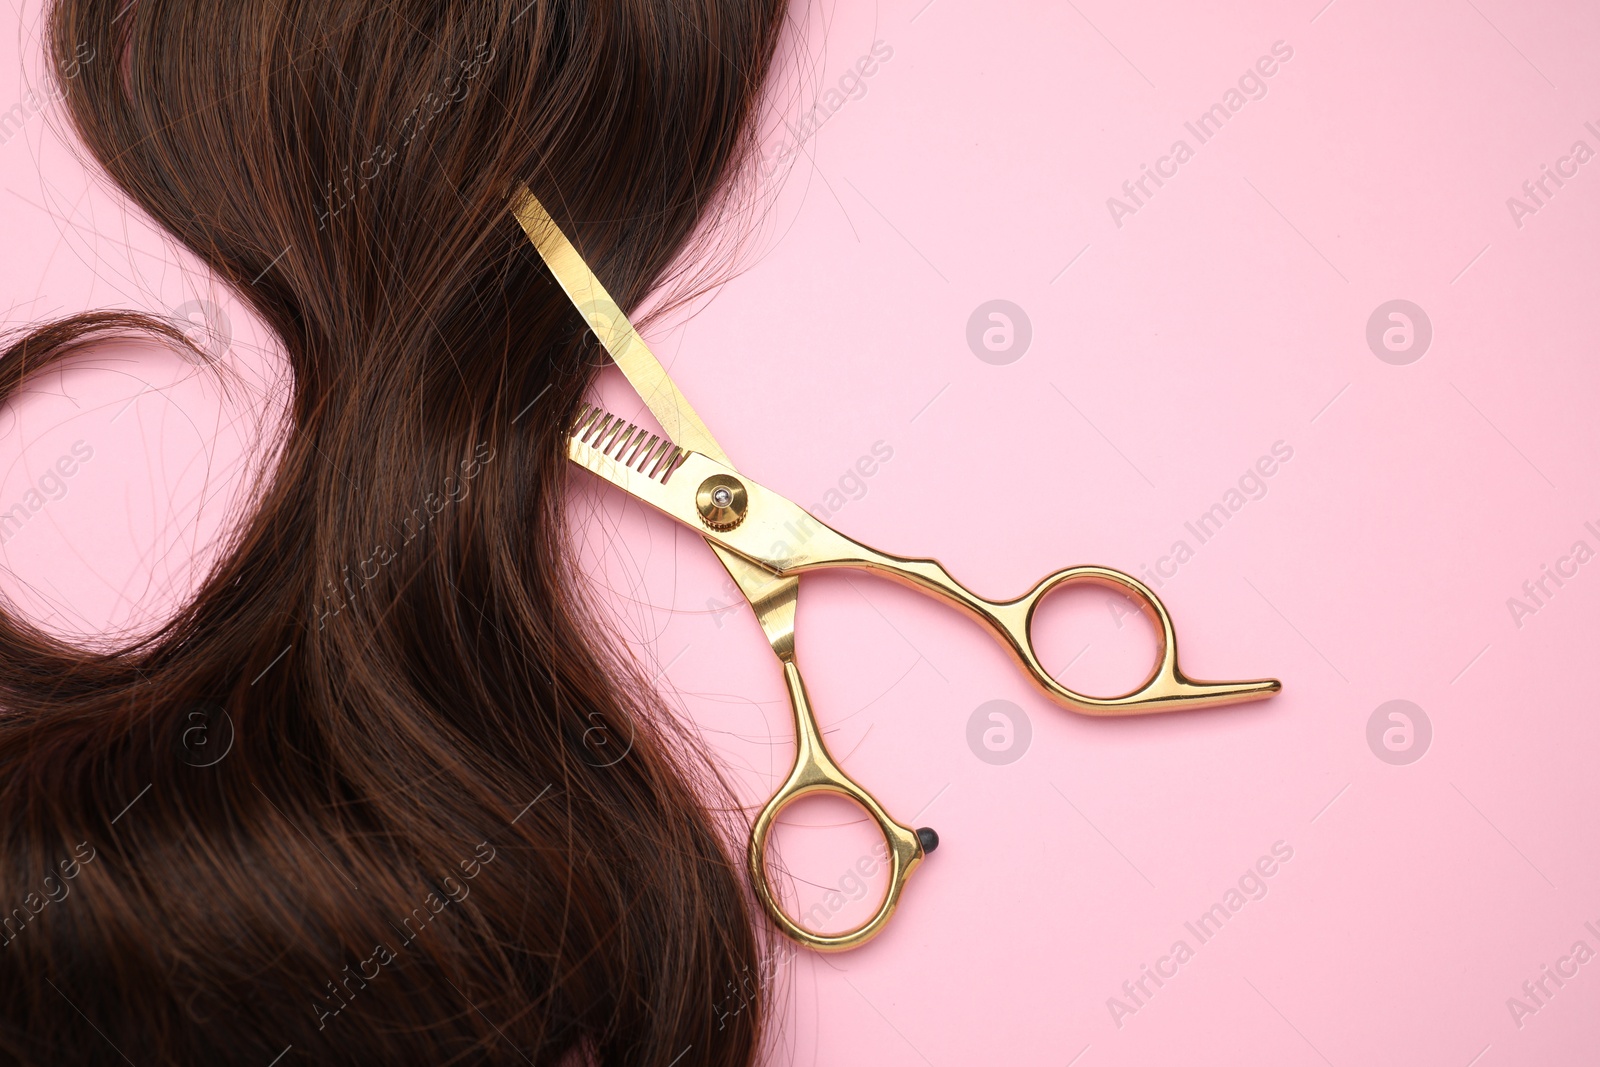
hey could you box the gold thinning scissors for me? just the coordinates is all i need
[509,185,1280,952]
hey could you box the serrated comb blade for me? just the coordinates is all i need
[569,404,689,484]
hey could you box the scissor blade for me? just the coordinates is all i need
[521,193,801,662]
[568,404,872,570]
[509,184,730,467]
[567,403,692,505]
[714,547,802,662]
[565,404,803,658]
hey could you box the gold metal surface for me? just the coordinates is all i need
[518,185,1279,954]
[570,403,923,950]
[749,658,925,951]
[519,183,925,951]
[569,413,1281,715]
[695,474,748,530]
[508,186,728,464]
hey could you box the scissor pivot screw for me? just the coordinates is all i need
[696,475,748,531]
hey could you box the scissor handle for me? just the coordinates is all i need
[1001,565,1280,714]
[749,658,929,952]
[820,552,1280,715]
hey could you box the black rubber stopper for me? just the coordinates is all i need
[916,826,940,854]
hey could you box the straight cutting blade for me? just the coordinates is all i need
[516,186,802,661]
[508,184,730,467]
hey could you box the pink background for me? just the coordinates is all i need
[4,0,1599,1064]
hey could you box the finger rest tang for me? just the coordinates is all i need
[1007,564,1282,714]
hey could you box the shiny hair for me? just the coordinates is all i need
[0,0,787,1062]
